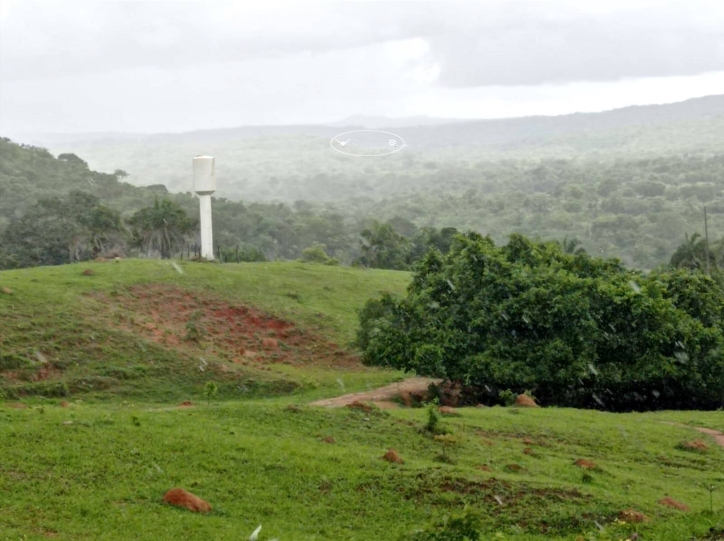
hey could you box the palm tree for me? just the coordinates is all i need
[560,236,587,255]
[128,198,195,259]
[669,232,712,271]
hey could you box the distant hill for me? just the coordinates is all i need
[328,115,468,129]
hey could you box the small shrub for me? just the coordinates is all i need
[499,389,516,407]
[203,381,218,404]
[424,403,445,435]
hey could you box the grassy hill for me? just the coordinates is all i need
[1,261,724,540]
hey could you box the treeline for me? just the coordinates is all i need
[0,138,462,269]
[2,137,724,273]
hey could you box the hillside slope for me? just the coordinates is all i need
[0,260,411,401]
[1,261,723,540]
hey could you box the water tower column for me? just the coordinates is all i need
[198,194,214,260]
[192,156,217,261]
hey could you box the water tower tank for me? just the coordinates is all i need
[193,156,216,195]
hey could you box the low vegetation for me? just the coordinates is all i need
[1,261,724,540]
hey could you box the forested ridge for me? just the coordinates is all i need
[2,95,724,269]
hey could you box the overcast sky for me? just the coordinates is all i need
[1,0,724,134]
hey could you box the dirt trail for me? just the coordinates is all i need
[311,379,724,449]
[661,421,724,448]
[310,377,439,408]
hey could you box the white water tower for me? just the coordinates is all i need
[193,155,216,260]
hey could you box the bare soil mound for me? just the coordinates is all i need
[93,284,360,369]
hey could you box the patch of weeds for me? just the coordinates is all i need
[434,434,458,464]
[184,310,206,342]
[422,403,448,435]
[400,509,482,540]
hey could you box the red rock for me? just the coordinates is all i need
[514,394,539,408]
[658,497,689,511]
[382,449,404,464]
[162,488,211,513]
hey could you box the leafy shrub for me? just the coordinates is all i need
[358,233,724,411]
[301,243,338,265]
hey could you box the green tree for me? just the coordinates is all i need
[127,198,195,259]
[358,221,410,270]
[358,233,724,411]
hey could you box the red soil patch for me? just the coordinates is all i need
[678,440,709,451]
[162,488,211,513]
[438,406,461,416]
[658,497,689,511]
[345,400,375,413]
[91,284,361,369]
[82,269,95,276]
[515,394,539,408]
[618,509,649,523]
[382,449,404,464]
[177,400,194,408]
[6,402,27,409]
[322,436,336,444]
[574,459,598,470]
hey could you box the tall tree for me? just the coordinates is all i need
[128,198,196,259]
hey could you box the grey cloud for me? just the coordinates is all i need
[429,15,724,86]
[1,1,723,88]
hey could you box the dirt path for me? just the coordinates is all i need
[310,377,439,408]
[311,379,724,450]
[650,421,724,449]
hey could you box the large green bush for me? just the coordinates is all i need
[358,233,724,411]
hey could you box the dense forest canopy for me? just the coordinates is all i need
[2,96,724,270]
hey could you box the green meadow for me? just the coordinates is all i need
[1,261,723,540]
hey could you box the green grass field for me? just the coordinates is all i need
[1,260,723,540]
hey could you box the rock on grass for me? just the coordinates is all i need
[162,488,212,513]
[382,449,404,464]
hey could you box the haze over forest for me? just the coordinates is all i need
[2,1,724,271]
